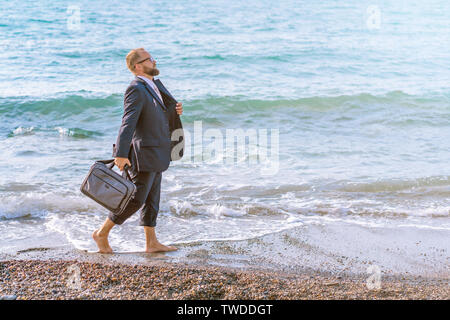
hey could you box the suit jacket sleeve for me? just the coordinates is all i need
[113,85,144,158]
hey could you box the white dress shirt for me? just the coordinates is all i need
[137,75,163,106]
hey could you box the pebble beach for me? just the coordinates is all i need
[0,259,449,300]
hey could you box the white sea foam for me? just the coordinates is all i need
[12,126,34,136]
[0,192,103,220]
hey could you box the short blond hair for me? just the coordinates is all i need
[126,48,145,74]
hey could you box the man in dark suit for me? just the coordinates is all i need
[93,48,184,253]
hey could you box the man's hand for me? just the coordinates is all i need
[114,157,131,171]
[175,102,183,115]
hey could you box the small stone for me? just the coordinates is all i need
[0,295,17,300]
[324,282,339,286]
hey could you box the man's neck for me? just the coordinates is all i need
[136,74,153,81]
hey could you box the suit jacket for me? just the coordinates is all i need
[113,76,184,172]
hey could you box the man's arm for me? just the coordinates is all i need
[114,85,144,170]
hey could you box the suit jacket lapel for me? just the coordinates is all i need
[153,79,177,104]
[136,77,167,111]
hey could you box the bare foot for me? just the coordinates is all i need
[92,230,113,254]
[145,242,178,253]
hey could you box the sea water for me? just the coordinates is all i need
[0,0,449,252]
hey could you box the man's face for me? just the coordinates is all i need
[136,50,159,76]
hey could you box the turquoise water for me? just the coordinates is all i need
[0,1,449,252]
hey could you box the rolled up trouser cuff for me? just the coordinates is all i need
[139,211,158,227]
[108,212,126,225]
[139,222,157,227]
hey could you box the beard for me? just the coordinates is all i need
[143,64,160,77]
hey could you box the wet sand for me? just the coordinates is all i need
[0,222,448,299]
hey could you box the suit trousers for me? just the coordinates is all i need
[108,169,162,227]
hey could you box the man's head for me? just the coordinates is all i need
[126,48,159,78]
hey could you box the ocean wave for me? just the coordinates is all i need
[334,176,450,193]
[2,90,448,120]
[54,127,104,138]
[7,126,35,137]
[7,126,104,138]
[0,93,122,119]
[1,184,447,223]
[183,90,450,115]
[192,177,449,197]
[0,192,103,220]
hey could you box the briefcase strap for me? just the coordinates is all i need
[97,159,133,181]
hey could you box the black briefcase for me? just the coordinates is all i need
[80,159,136,215]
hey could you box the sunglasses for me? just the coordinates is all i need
[136,56,155,64]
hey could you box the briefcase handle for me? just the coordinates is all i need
[97,159,133,181]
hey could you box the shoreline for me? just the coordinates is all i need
[3,220,448,278]
[1,222,449,300]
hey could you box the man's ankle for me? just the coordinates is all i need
[146,240,160,247]
[97,229,108,237]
